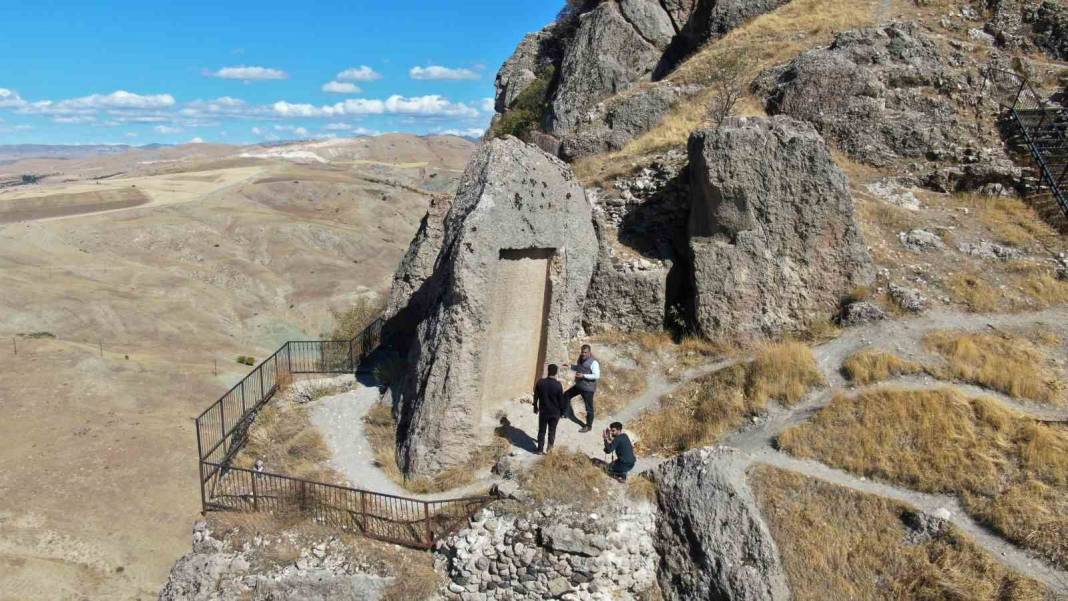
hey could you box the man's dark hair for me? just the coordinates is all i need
[610,421,623,431]
[581,344,591,351]
[548,363,558,376]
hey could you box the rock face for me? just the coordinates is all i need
[436,501,658,601]
[984,0,1068,59]
[492,0,789,159]
[757,22,1022,192]
[159,522,392,601]
[687,116,873,339]
[391,137,597,476]
[652,447,790,601]
[384,194,450,326]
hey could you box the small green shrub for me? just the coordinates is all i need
[489,67,555,139]
[236,355,256,366]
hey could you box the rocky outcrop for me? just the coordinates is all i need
[757,22,1022,192]
[1031,0,1068,59]
[436,501,658,601]
[159,521,393,601]
[494,28,554,112]
[393,137,597,476]
[687,116,872,339]
[493,0,791,160]
[984,0,1068,59]
[384,194,450,326]
[652,447,790,601]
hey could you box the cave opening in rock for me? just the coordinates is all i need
[481,248,554,410]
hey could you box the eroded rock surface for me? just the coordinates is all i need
[159,522,392,601]
[757,22,1022,192]
[687,116,872,339]
[392,137,597,476]
[652,447,790,601]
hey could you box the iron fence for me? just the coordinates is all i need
[202,462,494,548]
[193,317,494,548]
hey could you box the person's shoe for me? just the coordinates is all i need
[579,426,591,433]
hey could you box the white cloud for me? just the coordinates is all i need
[18,90,175,116]
[154,125,182,134]
[322,123,379,136]
[272,94,479,118]
[480,97,496,112]
[208,66,288,81]
[409,65,480,81]
[251,126,265,135]
[336,66,382,82]
[274,124,309,136]
[321,81,362,94]
[53,115,97,124]
[125,132,138,138]
[438,127,485,138]
[188,137,205,144]
[0,88,26,108]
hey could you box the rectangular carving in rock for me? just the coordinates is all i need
[481,248,554,409]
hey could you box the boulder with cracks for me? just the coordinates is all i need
[687,116,873,340]
[391,137,597,476]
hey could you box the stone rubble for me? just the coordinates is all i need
[898,229,947,252]
[435,502,658,601]
[889,283,928,313]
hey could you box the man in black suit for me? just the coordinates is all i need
[533,364,567,454]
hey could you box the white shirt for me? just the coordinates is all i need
[574,359,600,381]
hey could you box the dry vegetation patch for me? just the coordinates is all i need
[750,465,1050,601]
[518,449,614,511]
[841,348,927,385]
[364,402,506,494]
[777,388,1068,568]
[635,343,822,454]
[233,399,343,484]
[924,331,1063,405]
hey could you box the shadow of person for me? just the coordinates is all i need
[494,417,539,454]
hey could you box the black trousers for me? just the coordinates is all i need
[609,460,634,480]
[537,415,560,452]
[564,386,595,428]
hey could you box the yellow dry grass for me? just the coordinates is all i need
[747,341,825,406]
[635,342,822,454]
[924,331,1062,405]
[519,449,614,511]
[233,401,342,484]
[777,388,1068,569]
[946,272,1002,313]
[573,0,883,183]
[952,193,1060,250]
[841,348,926,385]
[750,465,1050,601]
[364,402,507,494]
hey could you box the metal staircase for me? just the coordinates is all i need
[990,69,1068,229]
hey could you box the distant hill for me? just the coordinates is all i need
[0,143,171,162]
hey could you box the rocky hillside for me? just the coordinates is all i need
[163,0,1068,599]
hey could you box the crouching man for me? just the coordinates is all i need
[602,421,635,481]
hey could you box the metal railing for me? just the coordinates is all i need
[988,68,1068,219]
[193,317,495,549]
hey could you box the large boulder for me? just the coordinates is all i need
[756,22,1021,192]
[687,116,872,339]
[652,447,790,601]
[384,194,450,327]
[394,137,597,476]
[547,0,671,135]
[494,27,554,112]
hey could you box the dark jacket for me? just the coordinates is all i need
[533,377,567,418]
[604,433,636,468]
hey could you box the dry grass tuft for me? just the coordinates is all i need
[635,342,822,454]
[519,449,613,510]
[841,348,926,385]
[328,296,384,340]
[364,402,506,494]
[924,331,1062,404]
[595,359,647,416]
[747,342,825,407]
[626,473,659,504]
[234,401,342,484]
[750,465,1050,601]
[946,272,1001,313]
[777,388,1068,569]
[954,193,1060,250]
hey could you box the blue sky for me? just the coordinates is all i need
[0,1,560,145]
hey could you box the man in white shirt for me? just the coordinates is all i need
[564,344,600,433]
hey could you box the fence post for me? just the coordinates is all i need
[360,491,368,530]
[240,379,246,414]
[251,471,259,512]
[219,401,226,448]
[258,364,265,404]
[300,481,307,512]
[349,339,355,373]
[195,419,206,513]
[286,342,293,374]
[424,502,432,547]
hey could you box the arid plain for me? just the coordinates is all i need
[0,135,475,600]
